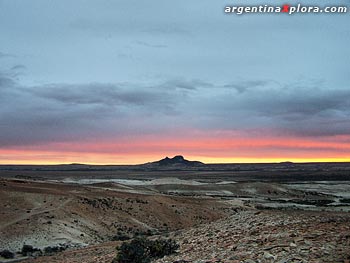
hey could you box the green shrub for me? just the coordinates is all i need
[149,239,179,258]
[0,249,15,259]
[113,237,179,263]
[43,245,67,255]
[113,237,150,263]
[21,244,42,256]
[111,232,131,241]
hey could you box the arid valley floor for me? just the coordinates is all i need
[1,157,350,263]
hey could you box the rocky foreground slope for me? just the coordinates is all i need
[156,209,350,263]
[23,209,350,263]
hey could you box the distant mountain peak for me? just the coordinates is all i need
[150,155,204,166]
[172,155,185,161]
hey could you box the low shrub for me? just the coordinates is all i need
[113,237,179,263]
[113,237,150,263]
[149,239,179,258]
[21,244,42,256]
[111,232,131,241]
[43,245,67,255]
[0,249,15,259]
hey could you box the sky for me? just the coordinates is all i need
[0,0,350,164]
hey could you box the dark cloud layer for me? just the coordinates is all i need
[1,70,350,148]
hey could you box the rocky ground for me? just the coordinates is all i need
[156,209,350,263]
[0,178,229,253]
[20,208,350,263]
[1,175,350,263]
[22,241,118,263]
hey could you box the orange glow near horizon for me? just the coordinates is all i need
[1,132,350,164]
[1,154,350,165]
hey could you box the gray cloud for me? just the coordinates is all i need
[30,82,190,111]
[1,67,350,148]
[223,80,273,93]
[69,16,189,37]
[0,51,15,59]
[162,79,213,90]
[0,72,16,88]
[0,73,194,147]
[11,64,26,71]
[135,41,168,49]
[192,81,350,137]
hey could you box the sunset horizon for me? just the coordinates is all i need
[2,153,350,165]
[2,131,350,165]
[1,1,349,167]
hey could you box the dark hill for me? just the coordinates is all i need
[150,155,204,167]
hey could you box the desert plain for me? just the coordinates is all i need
[1,156,350,263]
